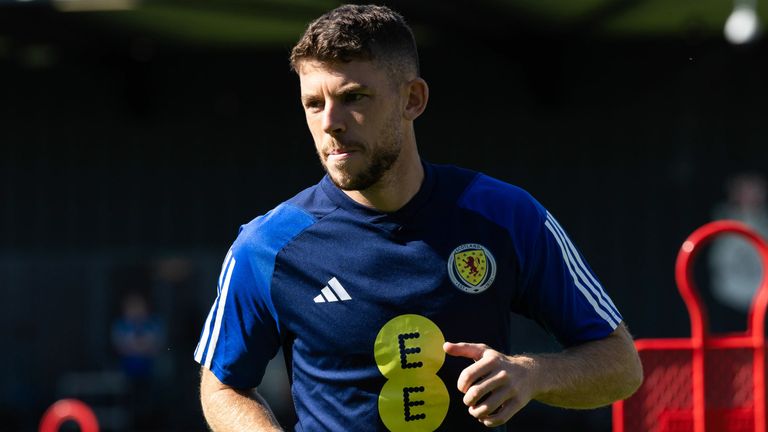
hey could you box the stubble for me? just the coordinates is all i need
[320,110,402,191]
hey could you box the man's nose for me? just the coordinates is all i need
[321,101,346,136]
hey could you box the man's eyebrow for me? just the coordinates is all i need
[301,84,371,103]
[338,83,370,93]
[301,93,322,104]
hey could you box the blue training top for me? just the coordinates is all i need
[194,162,622,431]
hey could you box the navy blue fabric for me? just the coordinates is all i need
[197,203,317,388]
[458,174,622,347]
[195,162,622,431]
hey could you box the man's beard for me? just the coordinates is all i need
[321,115,402,191]
[326,142,400,191]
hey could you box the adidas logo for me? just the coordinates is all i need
[313,277,352,303]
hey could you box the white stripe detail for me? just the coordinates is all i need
[204,256,237,369]
[313,294,325,303]
[546,214,621,319]
[328,277,352,301]
[218,249,233,293]
[194,302,217,363]
[321,286,339,302]
[544,219,619,329]
[195,251,234,363]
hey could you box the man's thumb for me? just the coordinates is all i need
[443,342,486,361]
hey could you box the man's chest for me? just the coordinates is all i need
[268,218,519,353]
[268,220,520,431]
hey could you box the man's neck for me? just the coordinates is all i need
[342,148,424,213]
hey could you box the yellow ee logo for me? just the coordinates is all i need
[374,314,449,431]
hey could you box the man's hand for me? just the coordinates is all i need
[444,325,643,428]
[444,342,540,427]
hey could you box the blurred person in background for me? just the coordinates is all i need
[709,172,768,321]
[195,4,642,431]
[113,291,164,379]
[112,290,165,429]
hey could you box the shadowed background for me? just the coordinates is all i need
[1,0,767,430]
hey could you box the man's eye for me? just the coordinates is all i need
[304,100,323,111]
[344,93,366,103]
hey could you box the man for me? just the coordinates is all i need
[196,4,642,431]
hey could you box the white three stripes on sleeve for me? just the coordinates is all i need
[194,251,237,367]
[194,250,232,362]
[544,213,621,329]
[218,249,233,293]
[193,303,216,363]
[546,214,621,317]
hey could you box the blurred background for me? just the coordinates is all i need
[1,0,767,430]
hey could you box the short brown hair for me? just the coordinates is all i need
[290,4,420,80]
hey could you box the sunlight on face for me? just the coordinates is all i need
[298,60,405,191]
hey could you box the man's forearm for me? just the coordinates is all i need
[530,324,643,409]
[200,368,283,432]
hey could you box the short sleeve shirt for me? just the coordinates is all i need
[194,162,622,431]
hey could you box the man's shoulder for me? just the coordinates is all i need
[234,182,330,253]
[463,172,537,205]
[431,163,540,209]
[436,164,545,227]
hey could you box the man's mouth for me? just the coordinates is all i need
[326,143,362,160]
[327,151,357,164]
[329,148,356,155]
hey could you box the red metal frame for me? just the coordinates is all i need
[39,398,99,432]
[613,220,768,432]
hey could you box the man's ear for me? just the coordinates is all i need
[403,78,429,121]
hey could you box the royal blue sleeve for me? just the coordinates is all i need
[460,174,622,347]
[193,203,316,388]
